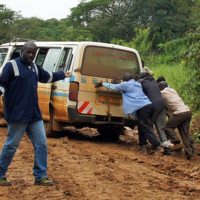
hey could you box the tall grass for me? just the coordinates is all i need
[147,62,191,108]
[149,63,189,90]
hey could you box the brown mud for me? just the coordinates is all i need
[0,119,200,199]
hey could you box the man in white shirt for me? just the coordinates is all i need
[159,81,195,160]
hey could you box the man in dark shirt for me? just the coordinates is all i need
[138,72,171,155]
[0,41,72,186]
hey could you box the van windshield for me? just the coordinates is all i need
[0,48,8,67]
[81,46,140,79]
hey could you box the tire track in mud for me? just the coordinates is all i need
[0,127,200,199]
[47,133,200,199]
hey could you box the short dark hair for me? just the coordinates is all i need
[23,41,37,50]
[138,72,150,79]
[157,76,166,84]
[123,73,133,81]
[159,81,168,90]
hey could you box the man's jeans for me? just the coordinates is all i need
[0,120,47,181]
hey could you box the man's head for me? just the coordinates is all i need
[21,41,37,65]
[157,76,166,84]
[138,72,150,79]
[159,81,168,91]
[123,73,133,81]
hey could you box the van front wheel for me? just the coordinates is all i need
[44,121,55,137]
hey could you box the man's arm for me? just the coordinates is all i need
[95,81,131,92]
[0,63,12,96]
[36,64,72,83]
[95,82,122,91]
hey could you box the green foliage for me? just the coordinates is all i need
[69,0,196,50]
[178,26,200,111]
[13,17,44,40]
[191,112,200,142]
[0,4,15,44]
[150,63,190,95]
[111,27,154,61]
[157,38,187,64]
[193,132,200,143]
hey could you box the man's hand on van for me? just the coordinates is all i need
[65,72,73,78]
[95,82,103,88]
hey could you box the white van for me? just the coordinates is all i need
[0,41,142,136]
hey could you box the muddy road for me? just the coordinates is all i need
[0,124,200,200]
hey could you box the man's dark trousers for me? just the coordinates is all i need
[137,104,160,147]
[165,111,195,158]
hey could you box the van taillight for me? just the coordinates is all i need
[69,81,79,101]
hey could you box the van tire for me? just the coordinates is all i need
[44,107,61,137]
[44,121,56,137]
[97,127,125,140]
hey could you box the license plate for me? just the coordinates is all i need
[99,95,122,104]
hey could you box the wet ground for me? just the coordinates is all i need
[0,122,200,199]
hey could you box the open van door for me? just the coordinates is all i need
[35,46,63,121]
[50,46,77,126]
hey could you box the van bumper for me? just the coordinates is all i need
[67,106,138,128]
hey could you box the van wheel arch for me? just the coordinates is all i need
[44,106,62,137]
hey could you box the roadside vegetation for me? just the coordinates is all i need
[0,0,200,138]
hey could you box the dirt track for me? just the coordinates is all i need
[0,125,200,200]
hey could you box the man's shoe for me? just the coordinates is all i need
[149,145,163,155]
[171,143,184,151]
[187,154,198,161]
[0,178,11,186]
[34,178,54,186]
[154,145,163,154]
[141,144,147,154]
[163,147,171,155]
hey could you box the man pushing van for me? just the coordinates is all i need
[95,73,162,154]
[0,41,72,186]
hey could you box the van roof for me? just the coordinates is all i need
[1,41,84,46]
[0,41,139,53]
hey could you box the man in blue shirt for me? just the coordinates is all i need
[0,41,72,186]
[95,73,161,154]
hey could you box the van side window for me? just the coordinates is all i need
[10,48,22,60]
[56,48,73,72]
[35,48,48,67]
[0,48,8,67]
[35,48,61,71]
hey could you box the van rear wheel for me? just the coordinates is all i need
[97,127,125,140]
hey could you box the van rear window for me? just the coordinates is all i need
[81,46,140,79]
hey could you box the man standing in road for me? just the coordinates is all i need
[0,41,72,186]
[159,81,195,160]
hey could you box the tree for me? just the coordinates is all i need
[70,0,131,42]
[180,26,200,111]
[69,0,196,50]
[13,17,44,41]
[0,4,15,44]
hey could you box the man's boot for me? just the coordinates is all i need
[163,147,171,155]
[141,144,147,154]
[0,178,11,186]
